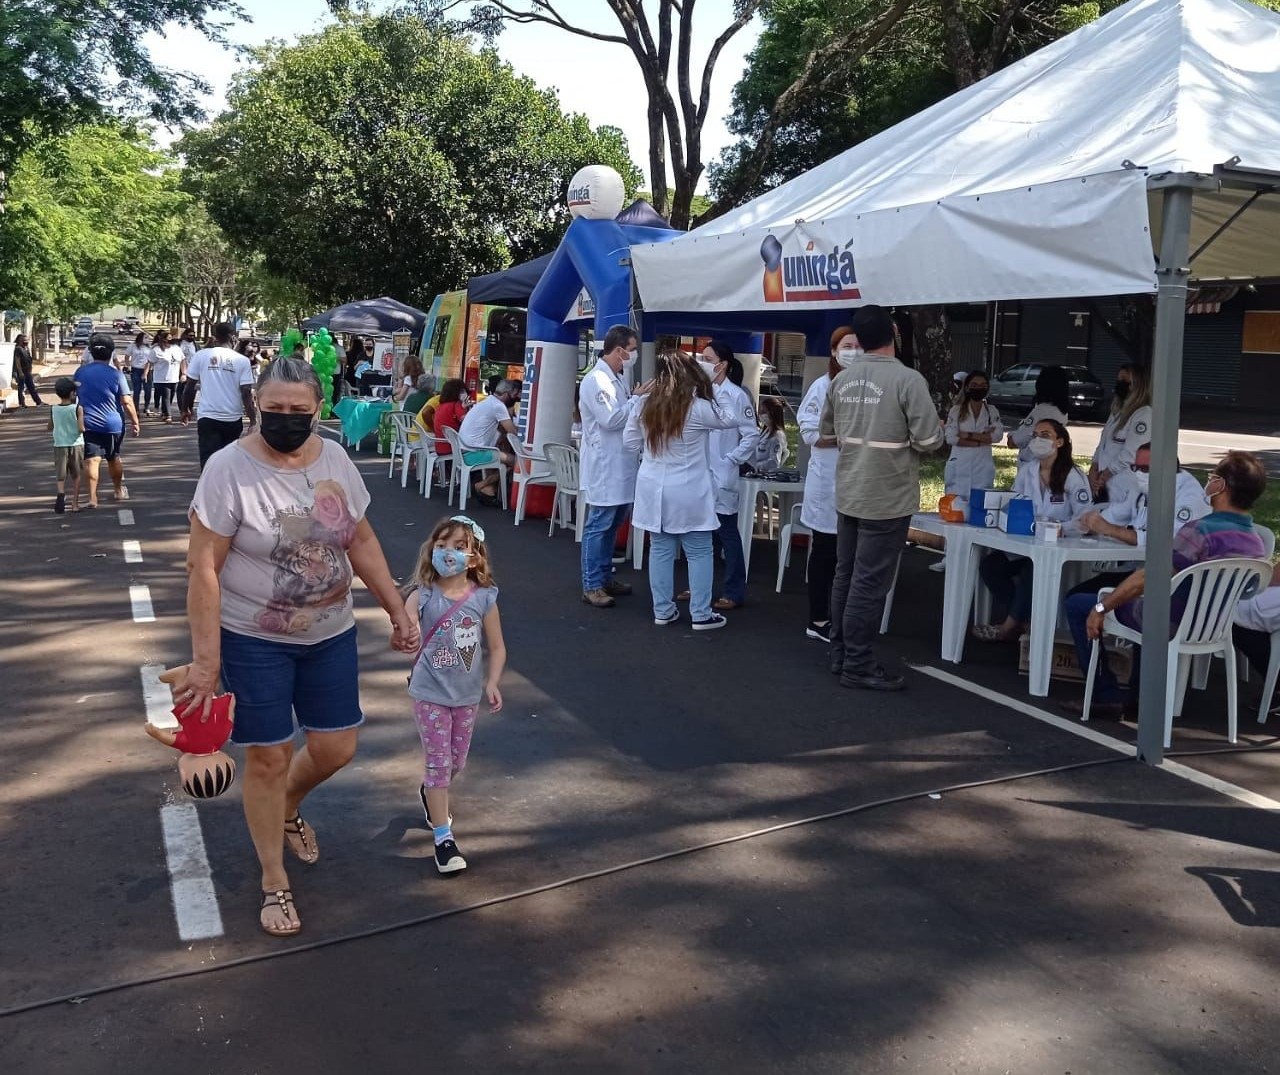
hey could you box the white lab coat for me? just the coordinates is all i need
[1236,584,1280,633]
[1008,403,1069,464]
[624,397,736,534]
[798,374,838,535]
[1100,469,1208,545]
[1092,404,1153,489]
[944,401,1003,497]
[578,359,640,507]
[710,380,761,516]
[1012,460,1093,531]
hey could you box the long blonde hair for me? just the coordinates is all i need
[1112,362,1151,425]
[413,517,495,588]
[642,352,714,454]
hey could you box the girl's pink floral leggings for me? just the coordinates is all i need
[413,701,479,788]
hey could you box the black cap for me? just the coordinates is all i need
[87,334,115,361]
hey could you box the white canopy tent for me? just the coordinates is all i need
[631,0,1280,763]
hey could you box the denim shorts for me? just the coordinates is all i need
[220,625,364,746]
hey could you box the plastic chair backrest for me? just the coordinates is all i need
[543,443,579,492]
[1254,524,1276,559]
[388,410,417,448]
[1171,557,1270,647]
[442,426,465,458]
[508,438,540,476]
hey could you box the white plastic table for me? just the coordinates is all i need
[949,526,1144,696]
[739,475,804,578]
[909,513,981,662]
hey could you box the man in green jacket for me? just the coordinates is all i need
[820,305,943,691]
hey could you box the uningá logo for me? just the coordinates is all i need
[568,184,593,206]
[760,235,860,304]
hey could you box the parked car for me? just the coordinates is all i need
[112,316,140,333]
[988,362,1107,420]
[70,317,94,346]
[759,361,780,394]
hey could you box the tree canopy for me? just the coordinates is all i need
[181,13,643,310]
[0,0,242,177]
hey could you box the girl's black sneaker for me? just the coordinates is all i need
[435,839,467,874]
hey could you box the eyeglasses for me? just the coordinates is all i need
[1129,463,1150,473]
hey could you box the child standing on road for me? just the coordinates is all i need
[405,515,506,875]
[47,377,85,513]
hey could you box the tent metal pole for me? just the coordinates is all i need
[1136,183,1194,766]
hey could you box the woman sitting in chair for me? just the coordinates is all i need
[972,419,1092,644]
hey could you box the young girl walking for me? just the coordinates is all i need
[405,515,506,874]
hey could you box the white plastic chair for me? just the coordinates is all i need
[442,426,508,513]
[415,418,450,499]
[774,502,811,593]
[386,412,420,487]
[1191,525,1274,693]
[542,443,584,541]
[1081,558,1271,747]
[509,440,557,526]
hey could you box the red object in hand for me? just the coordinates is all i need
[147,694,235,755]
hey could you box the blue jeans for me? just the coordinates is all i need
[650,529,714,621]
[129,368,146,409]
[1064,590,1142,704]
[716,513,746,604]
[581,503,630,591]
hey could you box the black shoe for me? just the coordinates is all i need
[603,579,632,597]
[839,665,906,692]
[806,621,831,643]
[435,838,467,874]
[829,653,844,676]
[474,492,501,508]
[691,613,727,632]
[54,493,65,514]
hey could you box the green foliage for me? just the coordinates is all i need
[0,0,242,175]
[181,14,643,309]
[0,123,189,319]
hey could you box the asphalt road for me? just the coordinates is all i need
[1,405,1279,1074]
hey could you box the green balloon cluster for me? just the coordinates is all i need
[309,328,339,418]
[280,328,304,357]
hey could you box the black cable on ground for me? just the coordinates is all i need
[2,743,1277,1021]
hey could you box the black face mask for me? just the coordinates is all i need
[1114,380,1131,401]
[967,387,988,401]
[260,411,315,454]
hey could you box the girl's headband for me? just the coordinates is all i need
[450,515,485,543]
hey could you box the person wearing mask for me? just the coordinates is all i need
[820,305,944,691]
[1063,450,1268,718]
[578,325,645,609]
[751,396,790,471]
[149,330,185,423]
[944,370,1002,498]
[796,327,852,642]
[75,334,141,507]
[12,333,43,406]
[456,378,520,507]
[344,336,365,387]
[1089,362,1152,501]
[698,340,761,612]
[972,419,1093,643]
[181,322,257,470]
[1006,365,1070,464]
[625,353,735,630]
[124,331,152,413]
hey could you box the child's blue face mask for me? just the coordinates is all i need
[432,548,469,577]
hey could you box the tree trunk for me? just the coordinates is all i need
[909,305,955,410]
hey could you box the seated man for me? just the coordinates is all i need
[456,378,520,506]
[1063,449,1268,718]
[1233,563,1280,716]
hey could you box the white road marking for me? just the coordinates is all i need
[129,584,155,623]
[160,804,224,941]
[118,509,135,526]
[141,664,177,729]
[914,664,1280,811]
[122,539,142,563]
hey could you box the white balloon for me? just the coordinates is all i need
[567,165,626,220]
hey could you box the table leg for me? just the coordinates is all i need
[940,531,977,663]
[1026,551,1065,697]
[739,497,755,579]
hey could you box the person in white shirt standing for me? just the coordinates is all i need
[699,340,760,611]
[124,331,153,414]
[456,379,521,507]
[149,329,185,424]
[179,327,198,393]
[181,322,257,470]
[578,325,645,609]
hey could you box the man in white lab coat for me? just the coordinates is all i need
[578,325,643,608]
[700,341,761,610]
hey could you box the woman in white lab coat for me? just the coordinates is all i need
[973,419,1092,642]
[1006,365,1070,464]
[1089,362,1152,501]
[796,326,854,642]
[944,371,1003,497]
[625,353,737,631]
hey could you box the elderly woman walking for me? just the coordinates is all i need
[168,356,419,936]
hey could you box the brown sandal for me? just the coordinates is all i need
[284,815,319,864]
[260,889,301,937]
